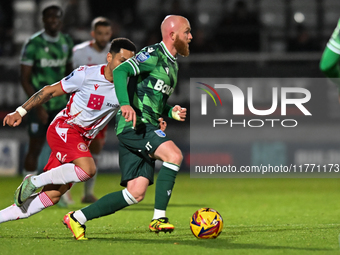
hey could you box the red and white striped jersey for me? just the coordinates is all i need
[56,64,119,139]
[73,41,110,68]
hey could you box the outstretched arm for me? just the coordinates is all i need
[3,82,65,127]
[320,47,340,80]
[320,19,340,95]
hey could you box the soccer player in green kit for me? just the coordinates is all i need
[320,19,340,90]
[20,5,73,177]
[63,15,192,240]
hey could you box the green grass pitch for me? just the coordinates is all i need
[0,174,340,255]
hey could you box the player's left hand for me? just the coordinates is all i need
[158,117,167,131]
[172,105,187,121]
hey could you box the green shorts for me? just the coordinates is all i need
[117,124,171,187]
[27,109,62,138]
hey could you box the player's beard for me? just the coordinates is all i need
[174,35,190,57]
[96,41,107,50]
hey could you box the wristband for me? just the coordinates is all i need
[171,109,181,121]
[16,106,27,117]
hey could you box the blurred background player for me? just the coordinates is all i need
[20,5,73,178]
[71,17,113,204]
[320,18,340,95]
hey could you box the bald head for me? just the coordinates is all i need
[160,15,192,57]
[161,15,189,40]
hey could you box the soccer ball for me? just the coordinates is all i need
[190,208,223,239]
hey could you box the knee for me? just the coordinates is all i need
[132,190,145,202]
[87,165,97,177]
[78,164,96,177]
[127,188,146,202]
[169,151,183,166]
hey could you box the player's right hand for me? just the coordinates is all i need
[121,105,136,128]
[3,111,22,127]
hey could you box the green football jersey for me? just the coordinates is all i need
[327,18,340,54]
[114,41,179,135]
[20,30,73,111]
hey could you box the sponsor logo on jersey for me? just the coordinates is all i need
[94,84,99,91]
[77,142,89,152]
[106,102,119,108]
[153,79,174,95]
[87,94,105,110]
[154,129,166,137]
[78,66,85,71]
[41,57,67,67]
[164,67,169,75]
[55,124,68,143]
[136,52,150,63]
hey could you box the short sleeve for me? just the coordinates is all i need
[125,48,158,76]
[60,66,86,93]
[20,39,35,66]
[327,19,340,54]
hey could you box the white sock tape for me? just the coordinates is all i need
[16,106,27,117]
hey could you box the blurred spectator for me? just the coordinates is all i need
[0,1,14,56]
[215,0,261,52]
[20,5,73,178]
[288,24,319,52]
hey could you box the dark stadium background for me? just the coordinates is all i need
[1,0,340,175]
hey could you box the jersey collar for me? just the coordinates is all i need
[160,41,177,63]
[42,30,60,43]
[100,65,105,75]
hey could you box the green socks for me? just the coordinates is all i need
[154,162,179,210]
[81,188,138,220]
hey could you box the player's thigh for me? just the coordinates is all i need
[118,141,155,187]
[90,124,108,154]
[126,176,150,200]
[89,138,104,154]
[44,119,93,171]
[152,140,183,164]
[72,157,96,176]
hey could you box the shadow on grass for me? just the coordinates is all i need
[1,230,334,252]
[86,236,333,252]
[227,224,340,236]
